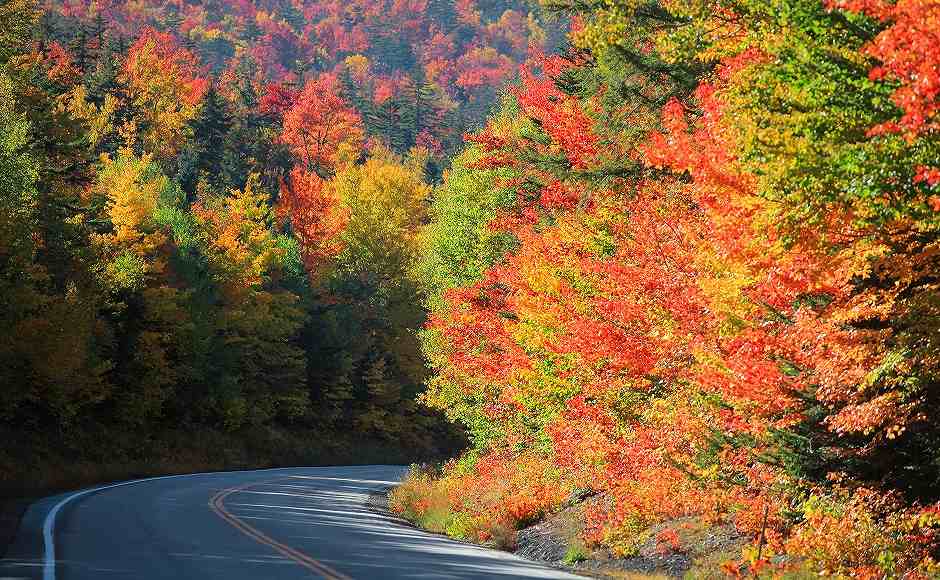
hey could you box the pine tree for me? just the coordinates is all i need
[92,11,105,55]
[190,85,233,191]
[0,0,38,67]
[69,24,89,75]
[368,98,405,150]
[86,36,120,106]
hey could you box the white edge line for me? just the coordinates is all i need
[40,466,321,580]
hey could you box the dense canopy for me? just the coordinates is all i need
[3,0,940,574]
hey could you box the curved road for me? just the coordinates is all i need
[0,466,585,580]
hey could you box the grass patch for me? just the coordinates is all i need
[563,543,589,564]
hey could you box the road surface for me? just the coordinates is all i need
[0,465,586,580]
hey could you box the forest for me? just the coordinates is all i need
[0,0,553,492]
[3,0,940,575]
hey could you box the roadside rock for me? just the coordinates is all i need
[514,503,748,579]
[574,554,691,578]
[516,520,569,562]
[381,487,748,579]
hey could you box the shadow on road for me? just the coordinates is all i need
[0,467,584,580]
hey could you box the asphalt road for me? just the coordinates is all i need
[0,465,586,580]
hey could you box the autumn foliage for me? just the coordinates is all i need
[120,29,208,158]
[279,167,347,273]
[7,0,940,573]
[393,0,940,575]
[279,74,364,174]
[45,0,552,160]
[3,0,517,494]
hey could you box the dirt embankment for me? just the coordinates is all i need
[382,485,750,579]
[515,500,748,579]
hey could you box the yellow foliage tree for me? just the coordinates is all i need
[330,145,430,282]
[93,150,168,292]
[193,173,284,293]
[319,146,432,435]
[59,85,117,151]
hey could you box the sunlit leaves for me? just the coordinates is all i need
[279,166,347,276]
[830,0,940,137]
[418,144,519,309]
[0,73,38,271]
[120,28,208,159]
[280,74,364,175]
[413,1,940,574]
[193,173,284,291]
[329,145,429,282]
[93,151,169,292]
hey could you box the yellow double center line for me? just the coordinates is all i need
[209,478,353,580]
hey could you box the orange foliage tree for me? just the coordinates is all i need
[278,166,348,275]
[280,74,364,176]
[119,28,208,159]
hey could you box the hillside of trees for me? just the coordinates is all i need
[4,0,940,575]
[0,0,555,494]
[390,0,940,576]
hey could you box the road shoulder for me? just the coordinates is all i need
[0,498,32,558]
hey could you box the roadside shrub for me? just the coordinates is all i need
[778,488,940,578]
[390,453,568,547]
